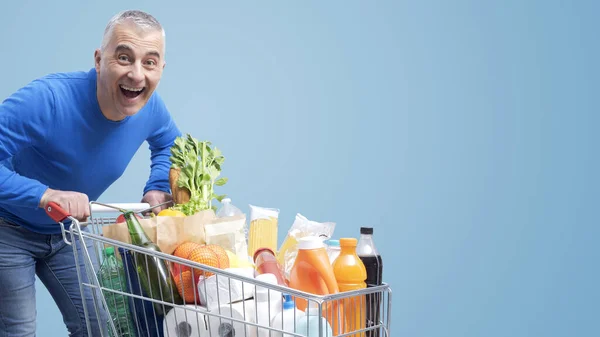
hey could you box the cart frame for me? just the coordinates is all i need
[44,201,392,337]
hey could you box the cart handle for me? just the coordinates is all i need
[45,202,151,223]
[45,201,71,223]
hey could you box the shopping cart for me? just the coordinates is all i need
[45,201,392,337]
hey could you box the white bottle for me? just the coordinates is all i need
[270,294,304,337]
[294,302,332,337]
[254,273,282,337]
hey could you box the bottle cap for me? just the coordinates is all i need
[282,294,295,310]
[339,238,358,247]
[324,239,340,247]
[222,198,231,204]
[360,227,373,235]
[104,247,115,256]
[297,236,325,250]
[253,247,275,262]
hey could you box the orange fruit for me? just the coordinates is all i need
[188,246,221,278]
[205,244,230,269]
[172,241,203,276]
[173,270,199,304]
[173,242,202,259]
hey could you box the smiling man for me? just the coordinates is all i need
[0,10,180,336]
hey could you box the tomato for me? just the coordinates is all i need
[116,213,142,223]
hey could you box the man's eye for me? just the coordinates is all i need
[118,55,130,62]
[146,59,156,66]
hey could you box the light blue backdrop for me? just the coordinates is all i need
[1,1,598,336]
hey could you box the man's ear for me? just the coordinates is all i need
[94,49,102,73]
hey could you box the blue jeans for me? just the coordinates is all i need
[0,217,108,337]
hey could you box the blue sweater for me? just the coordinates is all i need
[0,68,181,234]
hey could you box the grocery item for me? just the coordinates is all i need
[225,249,254,269]
[171,242,230,304]
[277,213,335,279]
[216,198,249,246]
[254,248,288,286]
[207,299,257,337]
[169,134,228,215]
[356,227,383,337]
[288,236,342,336]
[216,198,244,218]
[205,214,249,262]
[248,205,279,259]
[270,294,304,337]
[325,239,341,264]
[198,267,255,310]
[294,302,333,337]
[163,305,210,337]
[332,238,367,337]
[97,247,137,337]
[157,209,186,217]
[124,210,183,316]
[118,247,164,337]
[254,273,282,337]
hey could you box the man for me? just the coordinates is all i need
[0,10,180,336]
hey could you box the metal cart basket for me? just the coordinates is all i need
[45,201,392,337]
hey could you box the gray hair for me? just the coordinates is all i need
[101,10,166,53]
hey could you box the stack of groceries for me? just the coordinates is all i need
[97,133,385,337]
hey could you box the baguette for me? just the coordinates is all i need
[169,167,191,204]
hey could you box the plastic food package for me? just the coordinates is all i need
[247,205,280,259]
[277,213,336,280]
[204,214,249,262]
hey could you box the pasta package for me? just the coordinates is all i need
[247,204,280,259]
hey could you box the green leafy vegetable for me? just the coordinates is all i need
[169,134,227,215]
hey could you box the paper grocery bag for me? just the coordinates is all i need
[102,209,216,255]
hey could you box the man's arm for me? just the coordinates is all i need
[0,79,91,220]
[0,80,53,209]
[142,94,182,213]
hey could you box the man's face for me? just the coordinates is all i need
[95,21,165,121]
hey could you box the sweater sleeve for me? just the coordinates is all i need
[143,94,182,195]
[0,80,54,208]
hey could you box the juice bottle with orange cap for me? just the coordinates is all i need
[332,238,367,337]
[288,236,343,336]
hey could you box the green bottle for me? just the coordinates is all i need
[124,211,183,316]
[98,247,137,337]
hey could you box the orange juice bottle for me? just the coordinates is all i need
[333,238,368,337]
[289,236,343,336]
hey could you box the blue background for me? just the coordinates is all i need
[1,1,598,336]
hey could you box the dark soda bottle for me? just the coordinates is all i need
[356,227,383,337]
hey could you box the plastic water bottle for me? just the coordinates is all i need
[294,301,332,337]
[98,247,137,337]
[324,239,341,264]
[216,198,244,217]
[217,198,248,238]
[271,294,304,337]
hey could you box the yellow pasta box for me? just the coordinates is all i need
[247,205,280,259]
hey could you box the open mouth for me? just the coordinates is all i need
[120,85,145,99]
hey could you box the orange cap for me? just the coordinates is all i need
[339,238,358,247]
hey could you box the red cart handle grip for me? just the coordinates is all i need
[45,202,70,223]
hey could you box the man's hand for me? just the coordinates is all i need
[141,190,173,215]
[39,188,90,221]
